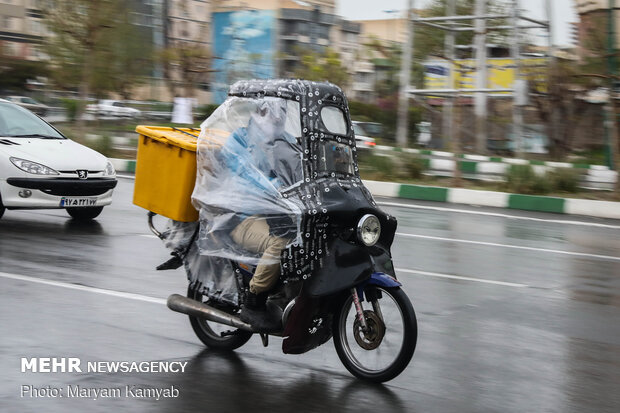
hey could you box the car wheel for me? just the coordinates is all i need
[66,206,104,221]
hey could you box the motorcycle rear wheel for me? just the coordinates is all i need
[333,286,417,383]
[187,286,253,350]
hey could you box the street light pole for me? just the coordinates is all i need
[511,0,525,158]
[474,0,488,154]
[396,0,414,148]
[442,0,456,151]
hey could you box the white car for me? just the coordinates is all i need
[352,122,376,151]
[0,99,117,220]
[86,100,141,118]
[4,96,50,117]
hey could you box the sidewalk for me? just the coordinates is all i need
[111,158,620,220]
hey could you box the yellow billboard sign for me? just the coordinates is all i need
[423,58,548,93]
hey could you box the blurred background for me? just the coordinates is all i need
[0,0,618,198]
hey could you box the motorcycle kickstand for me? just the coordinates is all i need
[259,333,269,347]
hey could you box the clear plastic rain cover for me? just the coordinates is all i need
[184,95,305,303]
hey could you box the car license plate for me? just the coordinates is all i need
[59,197,98,207]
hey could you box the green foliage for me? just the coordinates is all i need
[60,98,79,122]
[349,100,422,143]
[360,154,395,180]
[92,14,153,99]
[44,0,151,99]
[505,164,551,195]
[0,58,49,90]
[159,43,211,98]
[294,48,350,88]
[198,104,220,120]
[402,154,426,179]
[547,168,580,193]
[90,135,114,157]
[414,0,509,61]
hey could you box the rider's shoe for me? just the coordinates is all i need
[240,292,282,333]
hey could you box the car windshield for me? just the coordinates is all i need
[353,123,367,137]
[0,102,64,138]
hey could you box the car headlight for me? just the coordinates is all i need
[103,160,116,176]
[357,214,381,246]
[10,157,59,175]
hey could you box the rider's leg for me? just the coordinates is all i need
[231,216,288,331]
[231,216,288,288]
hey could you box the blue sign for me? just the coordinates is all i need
[212,10,276,103]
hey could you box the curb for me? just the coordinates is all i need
[110,158,620,220]
[110,158,136,173]
[362,180,620,220]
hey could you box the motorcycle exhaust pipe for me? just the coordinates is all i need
[167,294,254,332]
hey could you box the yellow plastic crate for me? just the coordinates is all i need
[133,126,200,222]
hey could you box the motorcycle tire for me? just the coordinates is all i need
[187,286,253,350]
[333,286,417,383]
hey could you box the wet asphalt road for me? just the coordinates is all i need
[1,178,619,413]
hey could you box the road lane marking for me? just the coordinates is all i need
[395,268,528,288]
[377,200,620,230]
[0,272,167,305]
[1,264,526,309]
[396,233,620,262]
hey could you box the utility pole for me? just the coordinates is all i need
[544,0,560,159]
[442,0,456,151]
[606,0,618,173]
[511,0,525,158]
[607,0,620,197]
[396,0,414,148]
[474,0,488,154]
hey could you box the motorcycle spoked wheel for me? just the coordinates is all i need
[187,286,253,350]
[333,286,417,383]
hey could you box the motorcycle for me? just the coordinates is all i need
[142,79,417,383]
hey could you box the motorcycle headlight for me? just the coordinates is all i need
[103,160,115,176]
[10,157,59,175]
[357,214,381,246]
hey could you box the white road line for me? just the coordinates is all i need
[377,200,620,230]
[395,268,528,288]
[396,233,620,262]
[0,272,167,305]
[1,264,526,308]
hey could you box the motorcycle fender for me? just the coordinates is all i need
[357,272,401,301]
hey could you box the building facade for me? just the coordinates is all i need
[0,0,47,60]
[574,0,620,60]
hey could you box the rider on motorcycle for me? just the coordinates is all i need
[218,98,302,331]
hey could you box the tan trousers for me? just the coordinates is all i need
[231,216,289,294]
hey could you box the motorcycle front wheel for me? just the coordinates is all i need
[333,286,417,383]
[187,286,253,350]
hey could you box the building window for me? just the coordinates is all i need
[4,42,20,57]
[29,19,42,35]
[2,16,17,31]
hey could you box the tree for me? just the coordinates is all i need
[0,55,48,92]
[92,14,154,100]
[294,48,350,88]
[159,43,212,98]
[43,1,150,116]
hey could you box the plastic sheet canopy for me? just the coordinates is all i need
[191,96,306,265]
